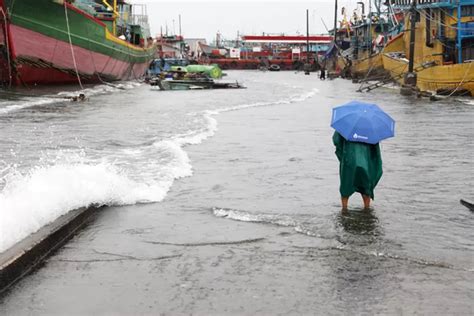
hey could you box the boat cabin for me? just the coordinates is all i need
[389,0,474,64]
[73,0,152,47]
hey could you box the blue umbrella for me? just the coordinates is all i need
[331,101,395,144]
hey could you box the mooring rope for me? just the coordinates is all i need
[446,60,473,97]
[83,23,125,89]
[64,2,84,90]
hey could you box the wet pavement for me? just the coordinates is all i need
[1,72,473,314]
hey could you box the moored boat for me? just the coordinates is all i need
[382,0,474,96]
[335,1,395,80]
[199,42,228,58]
[150,77,244,91]
[350,53,385,79]
[149,70,243,91]
[0,0,156,86]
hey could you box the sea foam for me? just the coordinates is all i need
[0,139,192,253]
[0,85,317,253]
[0,81,142,115]
[0,162,166,252]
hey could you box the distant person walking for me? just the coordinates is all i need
[330,101,395,210]
[319,66,326,80]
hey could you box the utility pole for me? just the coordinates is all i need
[306,9,310,64]
[407,0,417,76]
[333,0,338,42]
[332,0,338,74]
[401,0,418,95]
[304,9,311,75]
[179,15,183,57]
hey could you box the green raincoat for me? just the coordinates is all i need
[333,131,383,199]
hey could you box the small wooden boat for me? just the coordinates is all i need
[149,77,244,91]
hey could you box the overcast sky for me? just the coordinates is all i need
[129,0,371,42]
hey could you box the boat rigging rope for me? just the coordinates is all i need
[356,54,390,92]
[83,23,122,89]
[0,7,12,87]
[415,7,474,32]
[446,60,473,97]
[64,3,84,90]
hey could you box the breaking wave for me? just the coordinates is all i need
[0,85,317,253]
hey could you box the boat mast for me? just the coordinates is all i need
[402,0,418,90]
[306,9,310,64]
[407,0,417,74]
[332,0,338,71]
[179,14,183,56]
[333,0,338,42]
[457,2,462,63]
[375,0,384,45]
[368,0,372,55]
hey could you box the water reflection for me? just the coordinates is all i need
[337,208,381,237]
[329,209,391,312]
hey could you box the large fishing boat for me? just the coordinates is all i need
[0,0,156,86]
[382,0,474,96]
[335,2,397,79]
[347,20,393,79]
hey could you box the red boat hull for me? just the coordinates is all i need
[3,25,150,86]
[0,0,154,86]
[0,0,12,85]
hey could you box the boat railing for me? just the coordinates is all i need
[389,0,455,9]
[460,22,474,38]
[129,14,149,26]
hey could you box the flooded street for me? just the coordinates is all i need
[0,71,473,314]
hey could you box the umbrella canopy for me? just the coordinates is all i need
[331,101,395,144]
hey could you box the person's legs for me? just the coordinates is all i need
[362,194,371,209]
[341,196,349,210]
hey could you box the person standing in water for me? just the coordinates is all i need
[333,131,383,210]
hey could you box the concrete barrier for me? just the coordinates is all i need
[0,206,101,294]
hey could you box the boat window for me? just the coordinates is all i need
[425,8,434,48]
[461,5,474,17]
[462,39,474,62]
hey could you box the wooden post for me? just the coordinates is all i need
[408,0,417,74]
